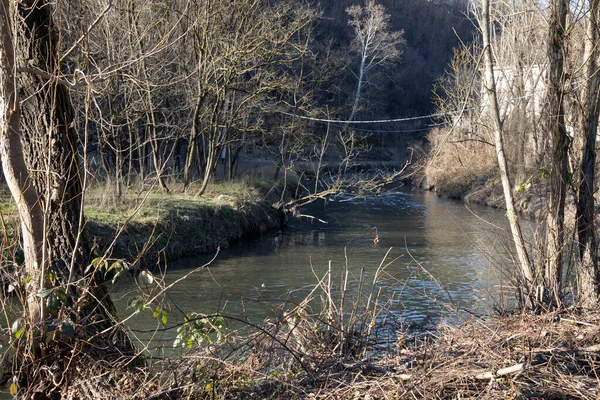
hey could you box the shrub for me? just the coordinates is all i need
[424,128,497,199]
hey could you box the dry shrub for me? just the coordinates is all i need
[53,251,600,400]
[149,251,403,399]
[400,310,600,399]
[425,128,497,199]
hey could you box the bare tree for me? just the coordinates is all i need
[543,0,570,307]
[0,0,134,395]
[345,0,404,124]
[181,0,315,195]
[575,0,600,307]
[478,0,536,305]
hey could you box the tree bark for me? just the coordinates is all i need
[576,0,600,308]
[544,0,570,307]
[0,0,135,394]
[0,0,45,324]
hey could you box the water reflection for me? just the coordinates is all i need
[112,187,518,349]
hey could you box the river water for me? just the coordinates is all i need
[112,186,523,352]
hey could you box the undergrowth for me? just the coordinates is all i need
[424,128,498,199]
[57,249,600,400]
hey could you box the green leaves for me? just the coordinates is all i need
[129,296,148,314]
[153,305,169,326]
[11,319,23,339]
[36,287,53,298]
[84,258,132,285]
[36,287,68,316]
[515,182,531,193]
[61,322,75,338]
[84,257,107,274]
[173,313,227,349]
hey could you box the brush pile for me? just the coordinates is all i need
[142,309,600,399]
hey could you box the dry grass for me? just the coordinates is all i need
[98,250,598,399]
[424,128,497,199]
[400,310,600,399]
[56,247,600,399]
[131,309,600,400]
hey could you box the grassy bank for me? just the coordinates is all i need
[84,179,293,268]
[0,178,293,269]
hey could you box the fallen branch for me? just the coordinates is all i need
[296,213,329,224]
[583,344,600,352]
[474,363,527,380]
[342,362,392,374]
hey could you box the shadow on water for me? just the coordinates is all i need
[111,186,522,353]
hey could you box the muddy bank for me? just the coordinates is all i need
[87,184,292,268]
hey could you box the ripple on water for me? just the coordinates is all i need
[112,187,519,345]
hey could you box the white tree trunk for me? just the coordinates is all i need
[480,0,535,302]
[0,0,45,323]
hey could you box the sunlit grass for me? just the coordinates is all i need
[0,176,289,231]
[83,177,279,225]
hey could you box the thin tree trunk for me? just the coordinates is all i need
[480,0,536,305]
[229,145,242,180]
[0,0,45,323]
[576,0,600,308]
[348,52,366,124]
[544,0,570,307]
[115,128,123,200]
[184,95,203,191]
[196,132,220,196]
[127,114,135,186]
[138,120,146,182]
[128,1,169,193]
[0,1,135,393]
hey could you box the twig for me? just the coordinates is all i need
[560,317,596,327]
[473,362,527,380]
[583,344,600,352]
[296,213,328,224]
[61,2,113,62]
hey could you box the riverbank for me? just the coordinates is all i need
[66,305,600,399]
[417,141,552,220]
[84,179,293,268]
[186,309,597,399]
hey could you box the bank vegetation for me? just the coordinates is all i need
[425,0,600,310]
[1,0,599,398]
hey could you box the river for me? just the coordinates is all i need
[111,186,522,353]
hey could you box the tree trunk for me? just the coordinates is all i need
[480,0,536,307]
[0,0,45,324]
[544,0,570,307]
[348,52,367,125]
[229,145,243,180]
[0,0,135,394]
[576,0,600,308]
[183,95,204,191]
[128,1,169,193]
